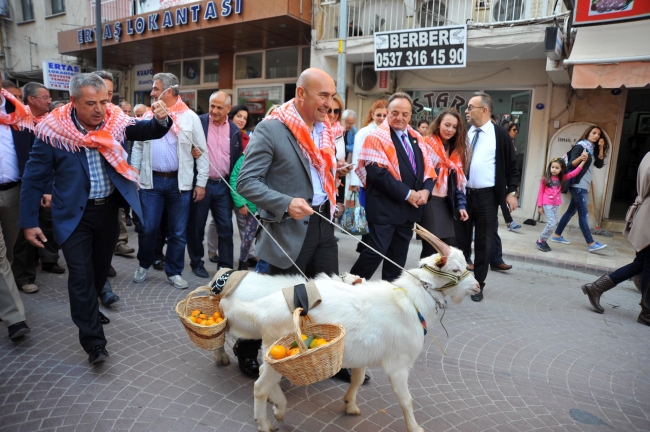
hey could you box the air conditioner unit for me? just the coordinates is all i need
[354,66,392,94]
[492,0,525,21]
[419,0,447,28]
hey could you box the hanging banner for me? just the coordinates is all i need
[42,60,81,90]
[134,63,154,91]
[573,0,650,25]
[374,24,467,71]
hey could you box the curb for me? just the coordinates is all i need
[501,250,616,277]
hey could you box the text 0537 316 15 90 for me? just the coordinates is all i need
[374,24,467,71]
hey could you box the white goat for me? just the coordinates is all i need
[213,228,480,432]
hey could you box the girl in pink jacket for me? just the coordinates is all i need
[536,155,587,252]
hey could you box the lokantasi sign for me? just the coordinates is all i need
[43,60,81,90]
[374,24,467,71]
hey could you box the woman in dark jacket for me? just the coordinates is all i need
[551,125,610,252]
[420,108,469,258]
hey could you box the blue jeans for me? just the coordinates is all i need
[555,187,594,244]
[187,179,234,269]
[137,176,191,276]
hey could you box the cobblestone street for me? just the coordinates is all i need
[1,230,649,432]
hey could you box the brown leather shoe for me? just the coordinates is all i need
[107,265,117,278]
[42,263,66,274]
[467,264,474,271]
[490,263,512,271]
[581,274,616,314]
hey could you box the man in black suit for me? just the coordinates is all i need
[458,92,520,302]
[350,92,434,281]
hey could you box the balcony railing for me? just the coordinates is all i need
[315,0,567,41]
[88,0,133,24]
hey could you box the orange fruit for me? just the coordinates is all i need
[206,319,216,326]
[309,338,321,349]
[287,348,300,356]
[269,345,287,360]
[212,312,222,320]
[189,316,197,323]
[214,317,224,324]
[191,310,200,317]
[199,313,208,319]
[301,334,308,341]
[196,318,203,324]
[315,338,328,347]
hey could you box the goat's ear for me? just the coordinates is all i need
[435,256,447,269]
[352,277,363,285]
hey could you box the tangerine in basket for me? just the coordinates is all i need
[315,338,328,347]
[189,316,197,323]
[212,311,222,320]
[199,313,208,319]
[215,317,224,324]
[196,318,203,324]
[287,347,300,357]
[269,345,287,360]
[191,310,201,317]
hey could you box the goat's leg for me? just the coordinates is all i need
[386,367,423,432]
[268,380,287,422]
[254,362,282,432]
[343,368,366,415]
[213,347,230,366]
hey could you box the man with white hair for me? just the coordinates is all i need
[20,73,171,364]
[131,73,209,289]
[342,109,357,161]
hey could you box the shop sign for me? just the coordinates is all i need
[139,0,200,14]
[374,24,467,71]
[237,86,282,115]
[134,63,154,91]
[42,60,81,90]
[77,0,242,44]
[573,0,650,25]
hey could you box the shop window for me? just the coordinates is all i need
[165,62,182,81]
[301,47,311,72]
[47,0,65,16]
[235,52,263,80]
[182,59,201,86]
[196,88,218,115]
[203,58,219,83]
[237,85,283,128]
[266,47,299,79]
[19,0,35,22]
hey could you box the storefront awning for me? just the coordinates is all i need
[564,20,650,89]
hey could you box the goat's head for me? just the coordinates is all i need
[409,224,480,304]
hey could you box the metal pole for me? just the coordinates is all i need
[336,0,348,106]
[96,0,102,70]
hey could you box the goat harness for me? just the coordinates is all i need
[419,264,472,291]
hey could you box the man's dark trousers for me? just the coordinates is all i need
[13,208,60,289]
[60,194,120,353]
[187,178,234,270]
[458,187,498,290]
[350,222,413,282]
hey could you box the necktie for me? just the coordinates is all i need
[401,133,417,174]
[466,128,482,180]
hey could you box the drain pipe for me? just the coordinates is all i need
[336,0,348,106]
[1,20,10,78]
[96,0,103,69]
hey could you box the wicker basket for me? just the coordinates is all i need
[264,308,345,386]
[175,286,227,351]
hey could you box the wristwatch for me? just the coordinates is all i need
[509,191,517,196]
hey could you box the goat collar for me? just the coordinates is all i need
[419,264,472,291]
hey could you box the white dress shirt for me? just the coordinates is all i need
[0,96,20,184]
[466,120,496,189]
[349,122,378,187]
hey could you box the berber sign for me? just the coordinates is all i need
[374,24,467,71]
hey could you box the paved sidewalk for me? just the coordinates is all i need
[494,217,635,275]
[1,227,649,432]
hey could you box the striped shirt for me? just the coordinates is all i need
[151,130,179,172]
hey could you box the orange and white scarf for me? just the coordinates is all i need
[142,96,189,136]
[267,100,337,217]
[0,88,29,127]
[331,121,344,140]
[424,134,467,194]
[35,103,138,182]
[355,120,437,186]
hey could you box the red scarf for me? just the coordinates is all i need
[0,88,28,127]
[143,96,189,136]
[35,103,138,182]
[331,121,344,140]
[355,120,437,186]
[268,100,337,217]
[424,134,467,194]
[16,106,47,133]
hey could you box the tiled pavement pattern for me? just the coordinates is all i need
[1,227,649,432]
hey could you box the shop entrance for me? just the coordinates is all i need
[609,88,650,220]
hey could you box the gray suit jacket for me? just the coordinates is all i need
[237,119,315,269]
